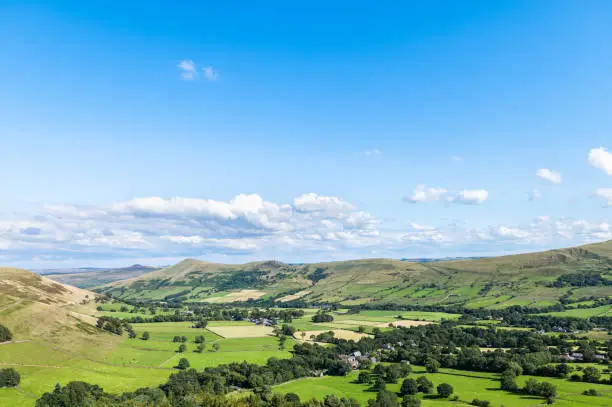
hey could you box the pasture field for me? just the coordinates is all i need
[207,324,275,338]
[105,321,291,368]
[0,341,172,406]
[0,320,295,406]
[274,366,612,407]
[541,304,612,318]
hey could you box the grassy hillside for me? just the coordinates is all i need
[98,241,612,309]
[0,267,120,355]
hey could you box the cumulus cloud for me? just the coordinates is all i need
[2,191,611,267]
[450,189,489,205]
[293,193,355,213]
[177,60,197,80]
[589,147,612,175]
[0,193,384,264]
[536,168,562,184]
[403,185,447,203]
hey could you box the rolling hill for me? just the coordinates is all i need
[96,240,612,309]
[0,267,120,354]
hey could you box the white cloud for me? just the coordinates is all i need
[589,147,612,176]
[403,185,447,203]
[529,189,542,201]
[203,66,218,81]
[451,189,489,205]
[536,168,562,184]
[492,226,531,240]
[293,193,355,213]
[450,156,464,162]
[594,188,612,206]
[361,149,381,157]
[177,60,197,80]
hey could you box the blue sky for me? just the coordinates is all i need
[1,1,612,268]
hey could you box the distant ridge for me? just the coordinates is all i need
[97,240,612,309]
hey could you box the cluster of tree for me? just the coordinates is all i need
[172,335,188,343]
[312,312,334,323]
[95,316,134,337]
[36,382,361,407]
[500,365,557,403]
[0,368,20,387]
[118,304,305,326]
[0,323,12,342]
[358,364,412,389]
[551,272,612,288]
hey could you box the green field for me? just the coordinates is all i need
[542,304,612,318]
[0,320,295,405]
[274,366,612,407]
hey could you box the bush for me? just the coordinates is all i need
[357,371,371,384]
[582,388,599,396]
[0,368,20,387]
[141,331,150,340]
[437,383,453,398]
[401,395,421,407]
[471,399,491,407]
[0,324,12,342]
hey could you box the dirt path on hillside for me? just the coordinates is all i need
[0,340,33,346]
[0,299,22,313]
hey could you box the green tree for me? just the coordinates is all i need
[177,358,190,370]
[368,389,398,407]
[357,371,371,384]
[437,383,453,398]
[400,378,418,396]
[195,343,205,353]
[0,324,12,342]
[401,395,421,407]
[178,344,187,353]
[582,367,601,383]
[416,376,433,394]
[0,368,20,387]
[425,358,440,373]
[213,343,220,352]
[285,393,300,403]
[141,331,150,340]
[500,369,518,391]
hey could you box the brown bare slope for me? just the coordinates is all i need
[0,268,119,356]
